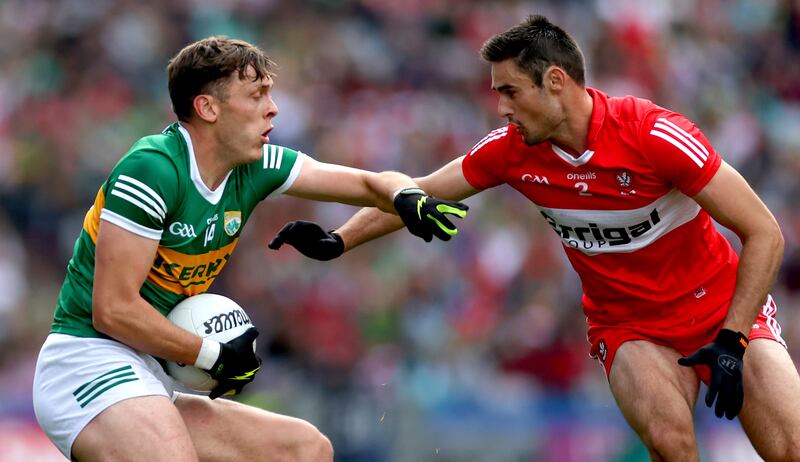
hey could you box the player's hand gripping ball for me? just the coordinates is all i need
[165,294,258,393]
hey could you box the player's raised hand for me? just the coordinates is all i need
[678,328,748,419]
[392,188,468,242]
[206,327,261,399]
[268,221,345,261]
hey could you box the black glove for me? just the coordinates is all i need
[206,327,262,399]
[678,328,748,419]
[393,188,469,242]
[268,221,344,261]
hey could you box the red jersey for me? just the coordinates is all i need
[462,88,738,325]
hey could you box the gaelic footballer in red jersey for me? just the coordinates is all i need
[272,14,800,462]
[461,96,784,377]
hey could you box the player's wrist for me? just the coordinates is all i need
[392,187,425,201]
[194,338,221,370]
[716,328,748,356]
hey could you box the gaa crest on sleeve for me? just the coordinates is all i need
[224,211,242,236]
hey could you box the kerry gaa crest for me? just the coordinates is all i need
[224,211,242,236]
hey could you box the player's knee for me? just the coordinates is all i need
[640,420,695,457]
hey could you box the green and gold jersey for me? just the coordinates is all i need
[52,123,303,338]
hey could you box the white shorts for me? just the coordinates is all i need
[32,333,180,459]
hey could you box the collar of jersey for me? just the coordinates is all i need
[585,87,607,148]
[550,144,595,166]
[177,123,231,205]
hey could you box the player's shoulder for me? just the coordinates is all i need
[110,124,185,184]
[130,123,186,163]
[603,91,666,125]
[601,91,689,145]
[466,124,520,157]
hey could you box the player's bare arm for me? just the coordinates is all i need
[270,156,470,257]
[678,160,785,420]
[335,156,479,251]
[93,220,204,365]
[692,160,784,334]
[282,156,417,213]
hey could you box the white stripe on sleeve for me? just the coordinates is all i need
[653,122,708,161]
[658,118,709,158]
[110,189,164,222]
[649,129,704,168]
[275,146,284,170]
[468,127,508,155]
[113,182,165,220]
[100,209,162,240]
[117,175,167,215]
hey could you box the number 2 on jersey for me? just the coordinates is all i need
[574,182,592,196]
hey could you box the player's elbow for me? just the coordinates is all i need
[740,215,784,260]
[771,221,785,260]
[92,291,131,335]
[757,220,785,266]
[762,215,785,260]
[91,301,115,335]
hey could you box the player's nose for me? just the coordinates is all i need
[266,97,278,119]
[496,97,513,119]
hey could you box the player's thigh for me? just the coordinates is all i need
[176,393,333,462]
[72,395,197,462]
[609,341,700,452]
[738,339,800,461]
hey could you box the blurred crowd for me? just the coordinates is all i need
[2,0,800,460]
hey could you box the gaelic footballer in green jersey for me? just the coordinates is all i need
[52,123,301,338]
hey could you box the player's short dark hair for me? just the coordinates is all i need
[167,36,276,121]
[480,15,585,87]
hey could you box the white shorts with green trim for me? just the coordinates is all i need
[32,333,179,459]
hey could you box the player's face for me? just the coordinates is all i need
[215,66,278,165]
[491,60,564,145]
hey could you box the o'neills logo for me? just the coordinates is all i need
[567,172,596,181]
[540,208,661,250]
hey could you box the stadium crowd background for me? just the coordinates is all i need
[1,0,799,460]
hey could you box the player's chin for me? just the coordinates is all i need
[521,130,545,146]
[521,133,539,146]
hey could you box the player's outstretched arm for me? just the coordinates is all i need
[271,156,478,259]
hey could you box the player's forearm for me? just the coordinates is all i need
[335,206,405,251]
[362,170,419,214]
[93,296,202,365]
[723,228,784,334]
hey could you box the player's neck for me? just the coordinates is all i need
[182,123,232,190]
[550,89,594,158]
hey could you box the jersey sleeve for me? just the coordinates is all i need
[242,144,304,201]
[640,110,721,196]
[100,150,179,240]
[461,126,512,190]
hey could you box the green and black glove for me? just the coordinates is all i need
[206,327,261,399]
[268,221,344,261]
[393,188,468,242]
[678,328,748,419]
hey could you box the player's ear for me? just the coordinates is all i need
[192,94,218,123]
[543,66,566,93]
